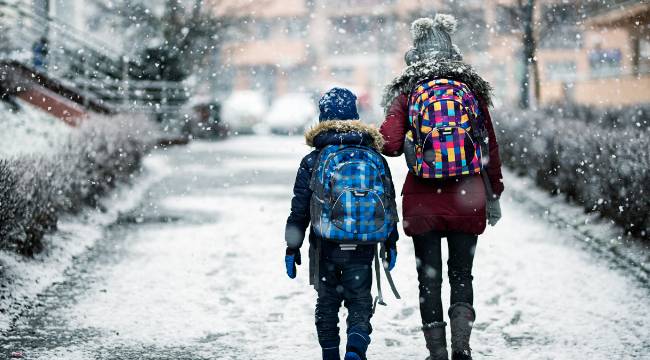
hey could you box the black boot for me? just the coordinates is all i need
[449,303,475,360]
[422,321,449,360]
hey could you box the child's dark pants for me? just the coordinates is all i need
[315,258,373,350]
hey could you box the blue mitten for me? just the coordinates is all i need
[388,248,397,271]
[385,246,397,271]
[285,248,301,279]
[384,226,398,271]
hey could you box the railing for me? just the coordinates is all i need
[0,0,190,114]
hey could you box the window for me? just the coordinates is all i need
[249,65,276,96]
[638,38,650,74]
[454,8,487,52]
[330,0,396,5]
[493,64,510,104]
[285,17,308,39]
[213,63,235,96]
[251,19,271,40]
[495,5,519,35]
[545,61,577,82]
[328,15,396,55]
[287,65,312,92]
[330,66,354,81]
[589,48,622,78]
[539,4,583,49]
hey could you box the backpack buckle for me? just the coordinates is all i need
[353,190,368,197]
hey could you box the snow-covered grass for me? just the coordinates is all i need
[494,105,650,239]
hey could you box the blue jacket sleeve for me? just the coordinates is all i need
[285,150,318,250]
[386,225,399,248]
[381,156,399,247]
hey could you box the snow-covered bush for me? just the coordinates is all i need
[539,103,650,130]
[0,116,158,255]
[495,105,649,239]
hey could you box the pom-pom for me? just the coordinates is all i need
[433,13,457,34]
[410,18,435,41]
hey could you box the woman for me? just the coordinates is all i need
[379,15,504,360]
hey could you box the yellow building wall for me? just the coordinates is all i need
[214,0,650,107]
[574,76,650,106]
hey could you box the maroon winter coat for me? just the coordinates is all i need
[380,93,504,236]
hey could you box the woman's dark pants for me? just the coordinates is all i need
[413,230,477,324]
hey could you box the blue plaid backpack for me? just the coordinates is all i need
[310,144,401,304]
[310,144,398,244]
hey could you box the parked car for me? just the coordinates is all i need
[181,101,227,139]
[221,90,267,134]
[266,93,317,135]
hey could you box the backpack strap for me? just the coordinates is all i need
[466,95,490,166]
[481,169,495,200]
[406,87,422,145]
[312,235,321,291]
[372,247,385,313]
[372,244,401,313]
[380,244,401,300]
[309,148,325,193]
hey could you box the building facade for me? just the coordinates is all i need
[212,0,649,112]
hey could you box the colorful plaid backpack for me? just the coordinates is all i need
[404,79,487,179]
[310,144,398,244]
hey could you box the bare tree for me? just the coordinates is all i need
[519,0,540,109]
[95,0,257,82]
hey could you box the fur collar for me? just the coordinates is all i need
[381,56,493,112]
[305,120,385,151]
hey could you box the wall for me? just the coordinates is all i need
[213,0,650,110]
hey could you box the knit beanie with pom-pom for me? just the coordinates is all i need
[318,87,359,122]
[405,14,459,65]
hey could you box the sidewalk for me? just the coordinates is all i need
[2,136,648,359]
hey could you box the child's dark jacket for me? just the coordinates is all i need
[285,121,398,281]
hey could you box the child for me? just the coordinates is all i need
[284,87,399,360]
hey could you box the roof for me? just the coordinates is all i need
[585,2,650,27]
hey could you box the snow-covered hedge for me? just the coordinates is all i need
[0,116,158,255]
[538,103,650,129]
[495,106,649,239]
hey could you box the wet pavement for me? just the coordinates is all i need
[1,136,649,359]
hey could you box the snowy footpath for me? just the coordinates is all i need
[1,136,648,359]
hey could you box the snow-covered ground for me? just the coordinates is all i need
[0,156,170,333]
[1,136,648,359]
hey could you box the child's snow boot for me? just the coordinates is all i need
[344,328,370,360]
[422,321,449,360]
[449,303,475,360]
[321,340,340,360]
[344,352,362,360]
